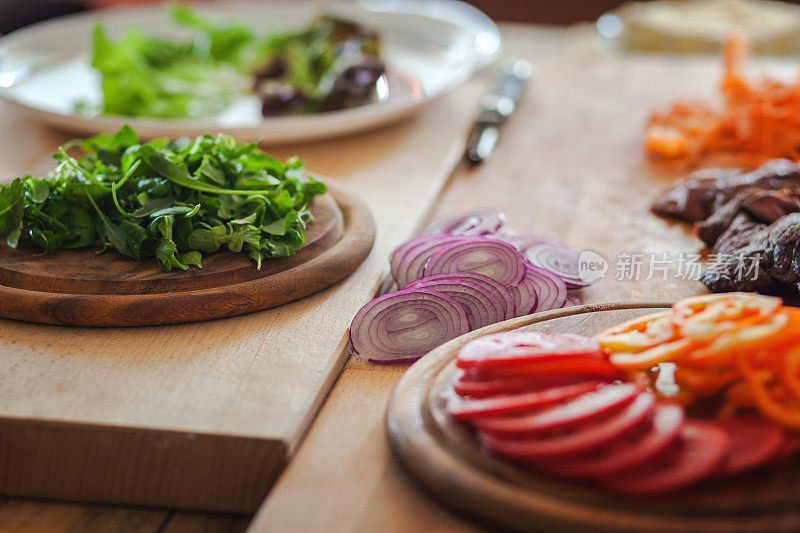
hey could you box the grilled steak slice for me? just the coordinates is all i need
[651,159,800,222]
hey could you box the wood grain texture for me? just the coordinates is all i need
[250,369,488,533]
[0,184,376,326]
[0,193,341,295]
[249,25,778,533]
[387,304,800,533]
[0,418,286,513]
[0,498,167,533]
[0,39,486,517]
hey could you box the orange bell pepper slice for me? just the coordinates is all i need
[736,348,800,429]
[595,312,673,353]
[675,366,738,397]
[609,337,695,370]
[687,310,794,368]
[781,345,800,404]
[672,293,782,342]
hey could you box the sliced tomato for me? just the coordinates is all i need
[715,416,787,476]
[448,381,602,420]
[453,373,608,398]
[543,403,685,478]
[772,435,799,462]
[472,383,640,437]
[595,312,673,353]
[478,392,655,460]
[461,358,623,382]
[456,331,600,369]
[600,420,730,496]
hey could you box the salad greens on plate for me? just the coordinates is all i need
[86,4,386,119]
[0,125,326,272]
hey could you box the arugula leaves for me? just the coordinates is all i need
[87,6,252,119]
[86,5,385,119]
[0,126,325,272]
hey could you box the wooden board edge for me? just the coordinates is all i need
[0,416,286,514]
[383,302,800,533]
[0,182,376,326]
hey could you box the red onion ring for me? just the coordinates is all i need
[407,272,515,321]
[390,235,439,282]
[509,274,539,317]
[423,237,526,287]
[393,235,463,287]
[405,279,505,329]
[421,208,506,236]
[564,294,581,307]
[350,288,469,364]
[524,242,588,289]
[491,233,563,251]
[522,264,567,311]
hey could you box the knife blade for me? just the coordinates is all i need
[465,59,533,165]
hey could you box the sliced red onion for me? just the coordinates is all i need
[393,235,463,287]
[421,208,506,236]
[405,279,505,330]
[390,235,439,281]
[350,288,469,364]
[523,264,567,311]
[407,272,515,321]
[509,274,539,317]
[491,233,563,251]
[423,237,526,287]
[524,242,589,289]
[564,294,581,307]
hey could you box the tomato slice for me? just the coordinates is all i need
[453,373,609,398]
[595,312,673,353]
[461,358,622,382]
[715,416,787,476]
[479,392,655,460]
[456,331,600,369]
[600,420,730,496]
[448,381,602,420]
[472,383,640,437]
[543,403,685,478]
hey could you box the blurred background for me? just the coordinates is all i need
[0,0,746,34]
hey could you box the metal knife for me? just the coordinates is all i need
[465,59,534,165]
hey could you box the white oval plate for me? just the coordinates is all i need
[0,0,500,144]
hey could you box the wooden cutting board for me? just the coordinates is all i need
[386,304,800,533]
[0,182,374,326]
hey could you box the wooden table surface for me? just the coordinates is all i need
[1,23,732,532]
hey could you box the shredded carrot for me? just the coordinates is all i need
[646,34,800,169]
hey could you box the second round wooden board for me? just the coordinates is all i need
[386,303,800,533]
[0,181,374,326]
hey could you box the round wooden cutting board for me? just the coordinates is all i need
[386,303,800,533]
[0,182,374,326]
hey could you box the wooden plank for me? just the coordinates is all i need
[0,68,485,511]
[160,512,250,533]
[385,305,800,532]
[0,186,374,326]
[0,498,167,533]
[248,25,732,532]
[250,369,486,533]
